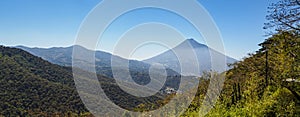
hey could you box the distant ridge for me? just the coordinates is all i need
[16,39,236,77]
[15,45,181,86]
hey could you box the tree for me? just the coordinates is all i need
[265,0,300,33]
[260,31,300,101]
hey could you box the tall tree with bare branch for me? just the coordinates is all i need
[265,0,300,33]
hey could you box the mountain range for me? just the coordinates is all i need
[16,45,180,85]
[16,39,236,77]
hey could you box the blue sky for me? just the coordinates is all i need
[0,0,274,60]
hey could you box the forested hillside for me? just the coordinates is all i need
[182,0,300,116]
[0,46,90,116]
[0,46,170,116]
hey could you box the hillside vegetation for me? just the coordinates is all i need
[189,31,300,117]
[0,46,89,116]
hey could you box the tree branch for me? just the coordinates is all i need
[278,18,300,31]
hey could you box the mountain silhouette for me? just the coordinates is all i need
[143,39,237,76]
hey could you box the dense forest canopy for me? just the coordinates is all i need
[0,46,89,116]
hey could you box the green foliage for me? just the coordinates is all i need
[0,46,90,116]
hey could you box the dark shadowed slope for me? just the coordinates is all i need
[0,46,88,116]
